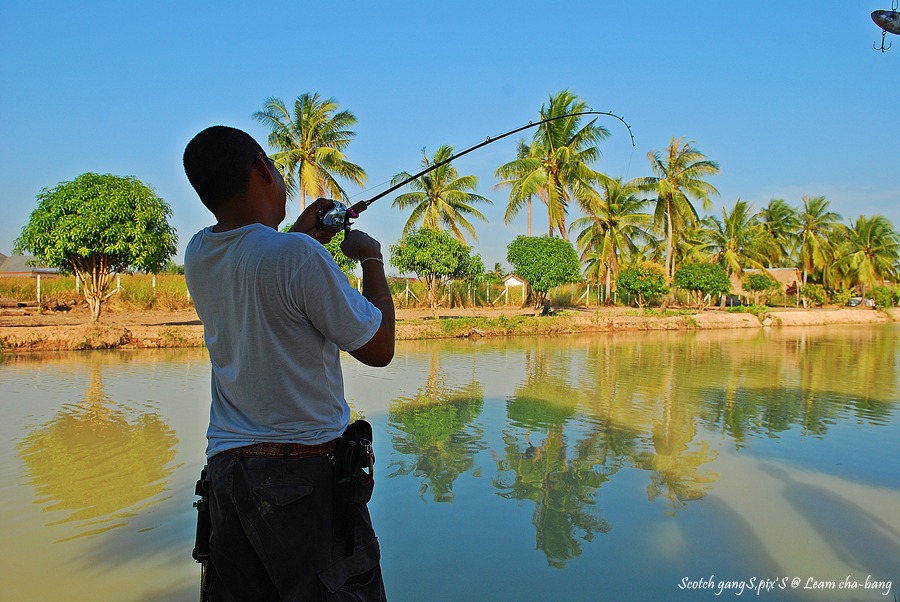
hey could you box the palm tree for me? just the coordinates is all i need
[701,199,769,276]
[571,177,650,302]
[797,195,842,285]
[391,145,491,243]
[758,198,799,268]
[838,215,900,301]
[252,93,366,211]
[495,90,611,240]
[495,138,545,236]
[633,137,720,280]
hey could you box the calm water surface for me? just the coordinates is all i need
[1,325,898,601]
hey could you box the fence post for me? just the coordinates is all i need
[36,273,42,304]
[76,273,80,294]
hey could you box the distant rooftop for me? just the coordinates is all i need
[0,253,58,275]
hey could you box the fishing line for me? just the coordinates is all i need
[320,110,636,230]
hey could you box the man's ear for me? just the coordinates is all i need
[254,152,276,185]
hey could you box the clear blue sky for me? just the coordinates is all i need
[1,1,898,272]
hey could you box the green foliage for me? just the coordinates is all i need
[641,307,694,317]
[15,173,176,273]
[615,262,669,307]
[253,94,366,209]
[391,144,491,244]
[869,285,894,308]
[162,261,185,275]
[673,262,731,308]
[726,304,768,320]
[742,272,779,293]
[506,236,582,297]
[390,228,482,308]
[829,289,853,306]
[495,90,610,238]
[741,272,779,306]
[799,283,827,306]
[323,230,357,275]
[15,173,177,320]
[390,228,481,279]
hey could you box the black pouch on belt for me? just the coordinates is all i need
[333,420,376,547]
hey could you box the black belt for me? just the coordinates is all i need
[224,440,337,458]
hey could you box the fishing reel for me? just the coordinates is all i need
[316,200,359,231]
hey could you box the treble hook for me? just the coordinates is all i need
[875,29,893,52]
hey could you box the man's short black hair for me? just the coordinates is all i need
[183,125,266,212]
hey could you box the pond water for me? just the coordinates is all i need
[1,325,898,601]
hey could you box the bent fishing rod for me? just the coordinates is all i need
[316,110,635,230]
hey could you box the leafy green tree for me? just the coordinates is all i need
[673,262,731,309]
[742,273,779,306]
[633,137,720,280]
[496,90,610,239]
[571,177,650,304]
[392,145,491,244]
[616,262,669,308]
[15,173,177,321]
[799,283,827,306]
[798,195,841,286]
[868,285,895,309]
[506,236,582,308]
[837,214,900,302]
[253,93,366,211]
[390,228,482,308]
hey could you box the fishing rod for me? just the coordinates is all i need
[316,110,635,230]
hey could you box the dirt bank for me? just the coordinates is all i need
[0,304,894,352]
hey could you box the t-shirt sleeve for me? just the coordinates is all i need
[291,241,382,352]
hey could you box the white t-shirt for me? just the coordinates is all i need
[184,224,381,458]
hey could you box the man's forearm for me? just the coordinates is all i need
[357,258,395,365]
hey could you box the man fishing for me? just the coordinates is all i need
[183,125,394,601]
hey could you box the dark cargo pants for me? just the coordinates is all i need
[206,451,385,601]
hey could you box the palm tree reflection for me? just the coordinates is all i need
[494,348,613,568]
[17,359,179,541]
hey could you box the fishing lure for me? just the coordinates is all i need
[873,0,900,52]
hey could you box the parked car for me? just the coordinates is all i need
[848,297,875,307]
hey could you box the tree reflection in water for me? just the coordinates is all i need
[17,359,179,541]
[386,326,898,569]
[388,348,487,502]
[494,347,614,567]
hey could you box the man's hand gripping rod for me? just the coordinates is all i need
[316,110,635,231]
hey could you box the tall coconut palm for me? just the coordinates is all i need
[571,177,650,302]
[701,199,769,276]
[252,93,366,211]
[838,215,900,301]
[633,137,720,280]
[391,145,491,243]
[495,90,611,240]
[495,138,546,236]
[797,195,842,285]
[758,198,799,267]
